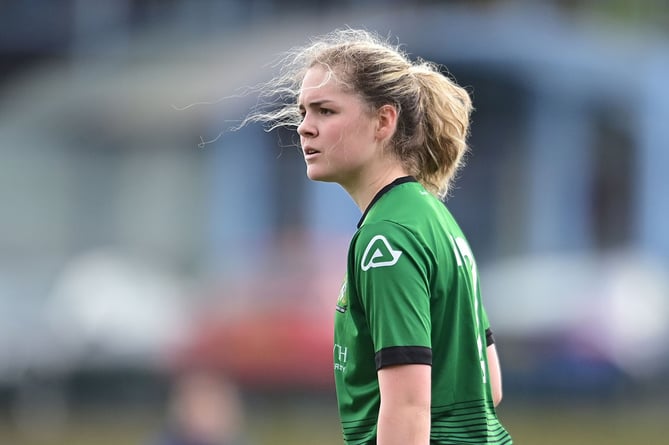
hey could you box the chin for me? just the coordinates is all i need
[306,167,335,183]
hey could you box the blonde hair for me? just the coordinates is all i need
[245,28,473,198]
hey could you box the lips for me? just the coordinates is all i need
[303,147,320,156]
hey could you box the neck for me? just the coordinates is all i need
[343,163,409,213]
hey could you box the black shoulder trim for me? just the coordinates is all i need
[485,328,495,346]
[357,176,417,228]
[375,346,432,370]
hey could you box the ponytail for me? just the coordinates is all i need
[401,63,472,198]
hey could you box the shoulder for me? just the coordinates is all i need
[350,220,429,273]
[353,220,417,251]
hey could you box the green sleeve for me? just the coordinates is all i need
[351,221,432,354]
[481,305,496,346]
[482,305,490,331]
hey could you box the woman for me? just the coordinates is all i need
[246,28,512,445]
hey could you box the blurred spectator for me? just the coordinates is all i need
[151,369,248,445]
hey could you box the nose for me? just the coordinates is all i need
[297,114,316,138]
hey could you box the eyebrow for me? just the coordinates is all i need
[298,99,335,111]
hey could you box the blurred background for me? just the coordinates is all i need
[1,0,668,444]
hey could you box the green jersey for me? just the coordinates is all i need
[334,177,512,444]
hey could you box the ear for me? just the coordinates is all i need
[375,104,398,143]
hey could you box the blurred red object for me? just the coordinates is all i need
[171,309,334,390]
[166,233,349,391]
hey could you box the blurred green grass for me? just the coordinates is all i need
[0,398,666,445]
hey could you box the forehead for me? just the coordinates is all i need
[298,65,346,103]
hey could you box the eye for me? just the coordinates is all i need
[319,108,334,116]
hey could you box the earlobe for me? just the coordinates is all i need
[376,104,398,142]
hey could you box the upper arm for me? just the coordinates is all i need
[486,343,503,407]
[377,364,431,407]
[377,364,431,444]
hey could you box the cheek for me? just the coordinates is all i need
[345,118,376,152]
[321,114,375,159]
[321,121,352,152]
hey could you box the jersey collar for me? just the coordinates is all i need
[357,176,418,228]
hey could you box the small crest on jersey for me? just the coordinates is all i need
[360,235,402,271]
[336,279,348,313]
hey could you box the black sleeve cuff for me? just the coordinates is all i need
[375,346,432,370]
[485,328,495,346]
